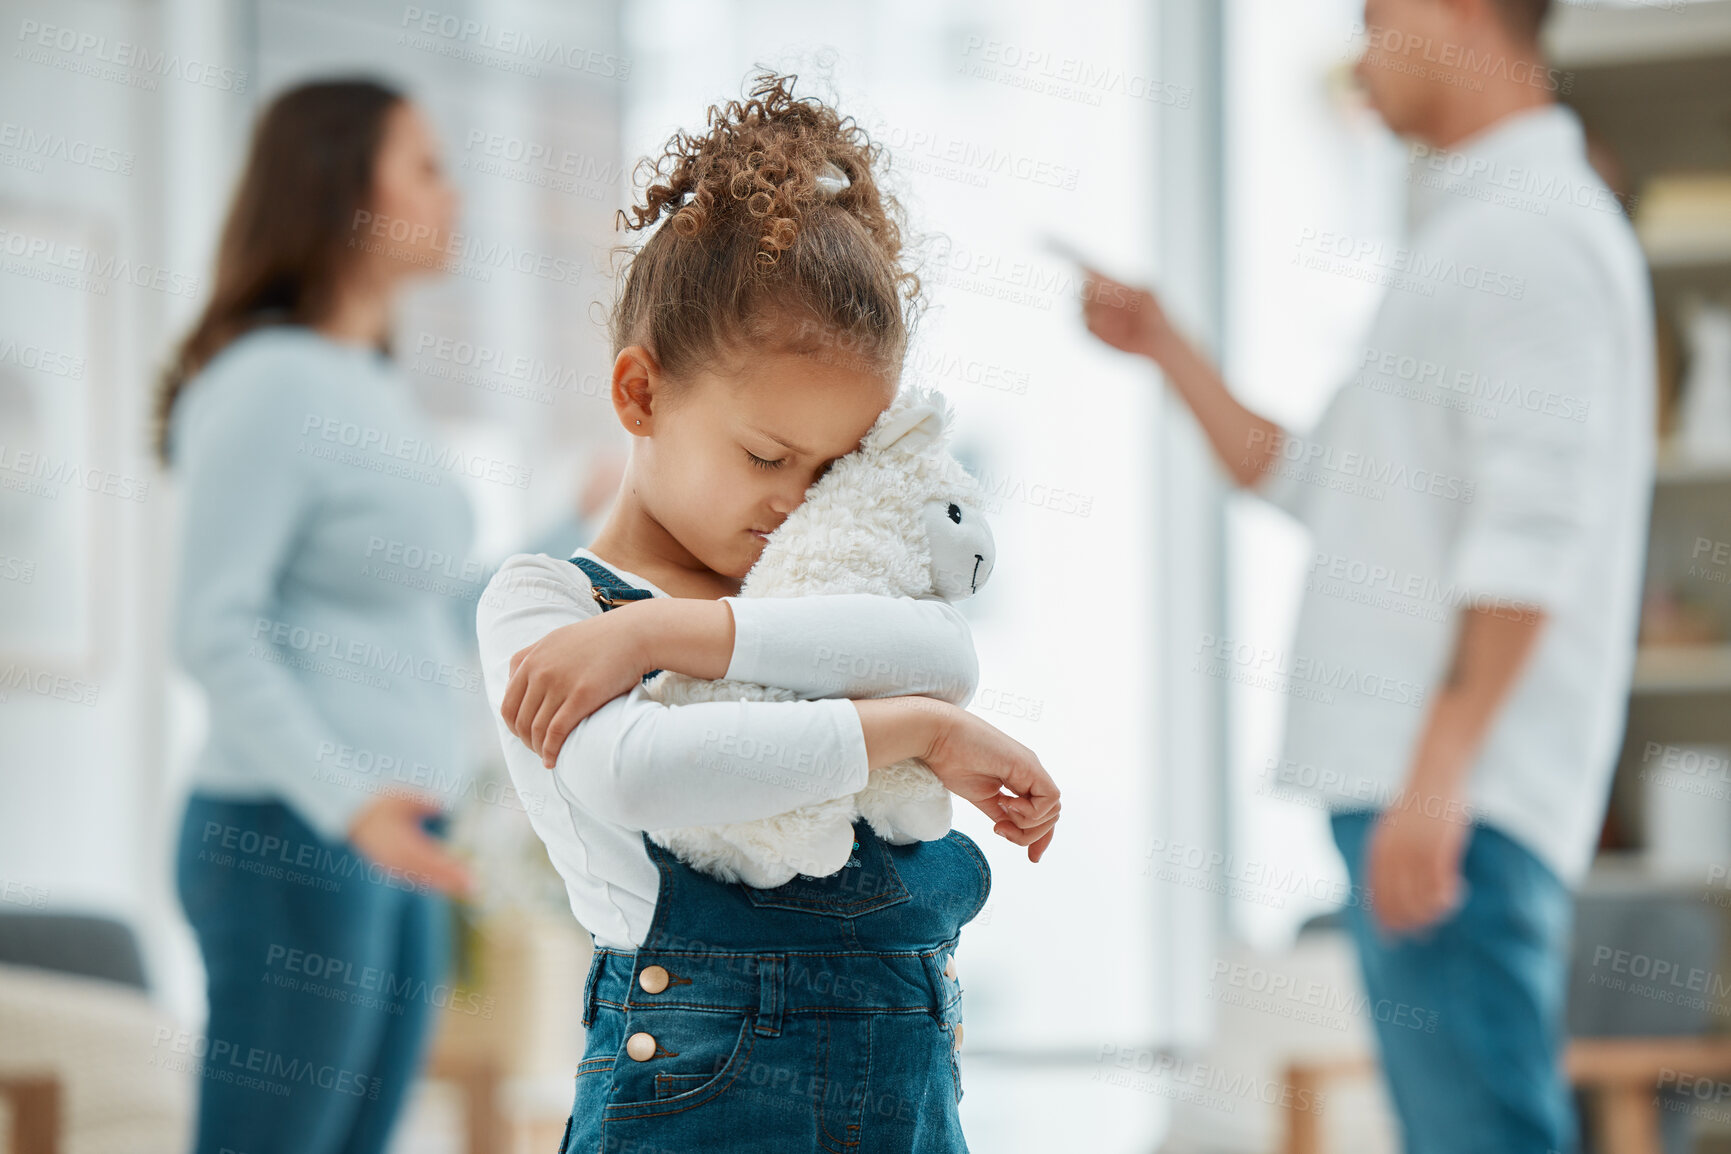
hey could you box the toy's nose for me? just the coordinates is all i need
[921,497,994,600]
[965,511,995,594]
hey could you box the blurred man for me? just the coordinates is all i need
[1083,0,1652,1149]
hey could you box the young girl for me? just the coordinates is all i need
[475,73,1059,1152]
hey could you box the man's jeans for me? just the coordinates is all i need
[1331,810,1577,1154]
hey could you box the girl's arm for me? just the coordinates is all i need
[481,555,1057,855]
[501,558,979,769]
[480,555,870,826]
[656,592,978,703]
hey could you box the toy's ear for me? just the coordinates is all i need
[866,403,942,454]
[867,390,951,454]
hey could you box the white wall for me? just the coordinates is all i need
[1222,0,1408,948]
[0,0,254,1006]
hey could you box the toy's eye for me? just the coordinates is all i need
[947,503,962,523]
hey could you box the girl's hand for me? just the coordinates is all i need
[922,703,1061,862]
[502,608,654,768]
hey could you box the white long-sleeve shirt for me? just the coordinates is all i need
[475,548,980,947]
[1258,104,1654,884]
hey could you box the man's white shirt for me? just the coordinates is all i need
[1256,104,1655,883]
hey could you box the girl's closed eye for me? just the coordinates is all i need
[746,449,786,471]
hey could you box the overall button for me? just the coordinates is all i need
[626,1032,658,1062]
[638,964,670,994]
[943,956,957,979]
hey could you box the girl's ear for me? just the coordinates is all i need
[613,345,659,434]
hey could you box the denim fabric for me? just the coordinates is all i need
[561,821,992,1153]
[1330,810,1577,1154]
[567,554,663,683]
[175,793,452,1154]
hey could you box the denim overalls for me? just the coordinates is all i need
[559,556,993,1153]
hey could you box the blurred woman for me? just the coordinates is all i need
[156,79,476,1154]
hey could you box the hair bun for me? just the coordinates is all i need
[611,70,919,386]
[625,71,899,268]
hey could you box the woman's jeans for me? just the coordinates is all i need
[1331,809,1577,1154]
[175,793,451,1154]
[563,820,992,1153]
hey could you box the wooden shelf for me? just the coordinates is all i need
[1642,231,1731,271]
[1632,643,1731,694]
[1655,451,1731,485]
[1546,2,1731,188]
[1548,1,1731,69]
[1560,2,1731,882]
[1584,848,1722,894]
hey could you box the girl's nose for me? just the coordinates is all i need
[768,482,806,514]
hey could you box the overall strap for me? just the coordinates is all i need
[568,555,663,682]
[570,555,657,606]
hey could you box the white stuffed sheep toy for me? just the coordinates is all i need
[642,384,995,888]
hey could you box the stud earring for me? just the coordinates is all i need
[635,420,642,425]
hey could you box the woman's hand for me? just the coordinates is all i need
[858,698,1061,862]
[501,607,656,768]
[1080,268,1176,362]
[347,793,473,896]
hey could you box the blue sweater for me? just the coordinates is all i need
[169,326,485,843]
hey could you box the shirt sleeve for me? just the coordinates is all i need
[475,554,871,833]
[1249,438,1312,526]
[169,361,371,844]
[1247,392,1349,530]
[1443,225,1623,612]
[721,594,980,707]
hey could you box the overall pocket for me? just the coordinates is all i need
[742,831,911,918]
[603,1009,758,1118]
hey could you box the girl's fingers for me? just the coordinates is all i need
[969,795,1016,825]
[513,678,548,749]
[1001,795,1059,830]
[997,757,1053,803]
[542,703,581,768]
[527,692,562,758]
[500,659,530,731]
[995,814,1059,848]
[1000,774,1060,823]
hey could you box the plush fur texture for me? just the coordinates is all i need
[642,385,995,888]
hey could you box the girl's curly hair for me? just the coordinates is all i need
[610,71,920,385]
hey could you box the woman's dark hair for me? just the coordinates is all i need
[611,71,920,391]
[152,78,405,465]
